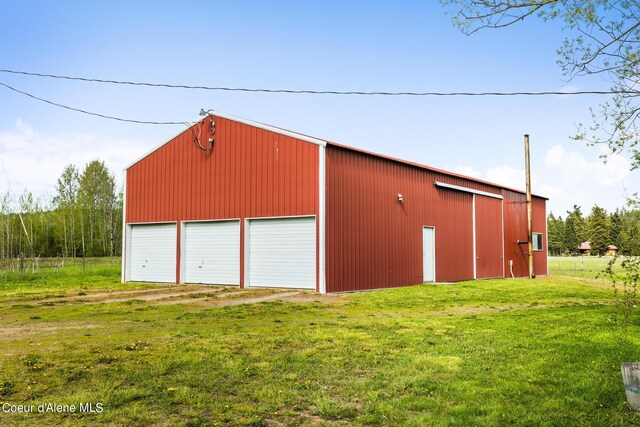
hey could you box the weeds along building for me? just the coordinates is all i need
[122,111,548,293]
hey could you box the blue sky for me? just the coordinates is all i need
[0,0,636,217]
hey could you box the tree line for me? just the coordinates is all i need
[0,160,122,260]
[547,205,640,257]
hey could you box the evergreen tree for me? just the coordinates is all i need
[610,210,623,249]
[621,210,640,256]
[547,213,565,256]
[587,205,610,256]
[564,205,586,254]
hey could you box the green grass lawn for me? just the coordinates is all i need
[0,257,157,303]
[548,255,618,280]
[0,259,639,426]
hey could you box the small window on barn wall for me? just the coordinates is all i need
[532,233,544,251]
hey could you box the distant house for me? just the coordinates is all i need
[578,241,591,255]
[607,245,618,256]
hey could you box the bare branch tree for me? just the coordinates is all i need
[441,0,640,172]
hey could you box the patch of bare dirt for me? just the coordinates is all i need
[35,285,186,303]
[10,286,346,309]
[96,288,224,304]
[216,291,302,306]
[433,301,611,317]
[278,293,344,304]
[151,289,346,307]
[32,285,236,305]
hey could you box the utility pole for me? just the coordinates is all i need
[525,134,534,279]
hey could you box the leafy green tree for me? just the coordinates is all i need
[17,190,36,258]
[78,160,118,257]
[114,185,124,256]
[0,160,124,262]
[0,192,12,258]
[587,205,611,255]
[441,0,640,181]
[53,165,80,258]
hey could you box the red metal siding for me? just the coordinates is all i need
[126,116,319,284]
[501,191,547,278]
[127,114,547,291]
[475,196,504,279]
[435,190,475,282]
[326,145,548,292]
[325,145,510,292]
[532,197,548,276]
[502,191,529,278]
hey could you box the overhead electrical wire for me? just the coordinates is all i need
[0,81,185,125]
[0,68,626,97]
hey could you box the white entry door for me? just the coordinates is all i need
[183,220,240,285]
[248,217,316,289]
[423,227,435,282]
[129,223,176,283]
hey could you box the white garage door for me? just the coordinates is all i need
[129,223,176,282]
[184,221,240,285]
[248,217,316,289]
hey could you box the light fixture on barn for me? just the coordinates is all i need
[192,109,215,152]
[208,118,216,150]
[397,193,403,203]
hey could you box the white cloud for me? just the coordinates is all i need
[558,84,581,96]
[595,152,630,186]
[453,164,531,193]
[485,165,525,191]
[541,144,636,215]
[538,183,565,200]
[15,118,33,138]
[544,143,630,187]
[0,119,152,202]
[450,148,637,217]
[545,144,566,167]
[453,165,481,178]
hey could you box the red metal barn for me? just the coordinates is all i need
[122,112,548,293]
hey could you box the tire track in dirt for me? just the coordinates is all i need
[31,285,235,305]
[149,290,305,306]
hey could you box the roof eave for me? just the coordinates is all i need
[326,141,548,200]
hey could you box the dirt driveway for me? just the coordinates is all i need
[33,285,344,307]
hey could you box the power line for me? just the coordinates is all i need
[0,81,185,125]
[0,68,625,97]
